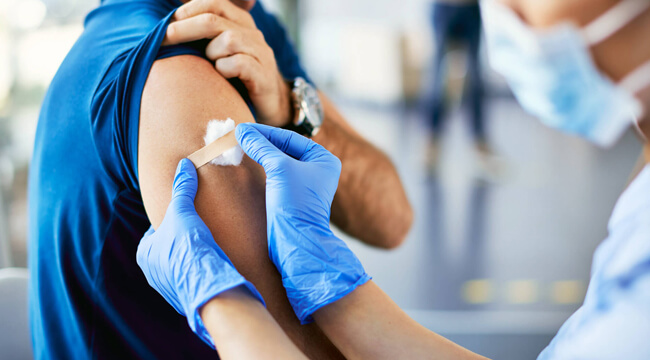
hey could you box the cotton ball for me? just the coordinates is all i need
[203,118,244,166]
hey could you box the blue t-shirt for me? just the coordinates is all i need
[27,0,308,358]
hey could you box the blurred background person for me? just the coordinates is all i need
[427,0,497,177]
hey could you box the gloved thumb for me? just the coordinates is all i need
[238,123,314,160]
[171,158,198,203]
[236,123,287,172]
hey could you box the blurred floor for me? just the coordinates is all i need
[333,95,642,360]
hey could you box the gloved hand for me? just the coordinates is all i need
[236,123,370,324]
[136,158,264,348]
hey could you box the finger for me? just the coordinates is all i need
[171,158,198,203]
[214,53,264,87]
[174,0,255,28]
[297,140,339,167]
[251,123,339,167]
[205,29,259,62]
[163,13,237,46]
[238,123,313,160]
[236,123,289,171]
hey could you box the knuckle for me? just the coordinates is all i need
[223,30,237,48]
[166,24,176,40]
[264,47,275,61]
[243,12,255,25]
[203,13,220,27]
[233,56,246,71]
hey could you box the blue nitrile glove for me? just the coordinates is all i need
[236,123,370,324]
[136,158,264,348]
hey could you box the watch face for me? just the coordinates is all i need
[301,83,324,128]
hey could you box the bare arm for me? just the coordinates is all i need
[313,281,489,360]
[201,281,488,360]
[312,93,414,249]
[138,54,343,360]
[200,287,308,360]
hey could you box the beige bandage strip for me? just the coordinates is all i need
[187,130,239,169]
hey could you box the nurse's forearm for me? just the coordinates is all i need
[312,93,413,249]
[312,281,489,360]
[201,287,308,360]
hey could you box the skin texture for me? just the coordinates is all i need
[314,97,413,248]
[199,282,487,360]
[139,55,344,359]
[312,282,487,360]
[201,287,308,360]
[161,0,413,248]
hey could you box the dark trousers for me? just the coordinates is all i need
[430,3,485,141]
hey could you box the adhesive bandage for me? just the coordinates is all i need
[187,118,244,168]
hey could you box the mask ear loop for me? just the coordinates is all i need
[581,0,650,141]
[622,61,650,143]
[583,0,650,45]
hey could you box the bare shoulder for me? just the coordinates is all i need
[138,54,257,227]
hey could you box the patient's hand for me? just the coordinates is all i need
[163,0,291,127]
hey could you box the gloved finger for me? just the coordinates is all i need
[236,123,288,171]
[143,226,155,238]
[135,226,155,272]
[298,140,339,166]
[172,158,199,203]
[238,123,312,160]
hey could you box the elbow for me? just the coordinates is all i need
[374,201,414,250]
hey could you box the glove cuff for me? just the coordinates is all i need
[188,279,265,349]
[292,273,371,325]
[269,216,370,325]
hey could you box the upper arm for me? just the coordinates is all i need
[138,54,258,227]
[139,54,273,303]
[138,54,343,359]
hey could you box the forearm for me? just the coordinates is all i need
[312,94,413,248]
[201,287,308,360]
[313,281,488,360]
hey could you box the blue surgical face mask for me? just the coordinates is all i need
[481,0,650,147]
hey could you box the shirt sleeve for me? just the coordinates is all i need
[250,2,312,83]
[538,212,650,360]
[90,10,207,193]
[538,275,650,360]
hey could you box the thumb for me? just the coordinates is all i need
[171,158,198,203]
[236,123,287,171]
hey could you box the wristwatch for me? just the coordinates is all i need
[287,77,324,137]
